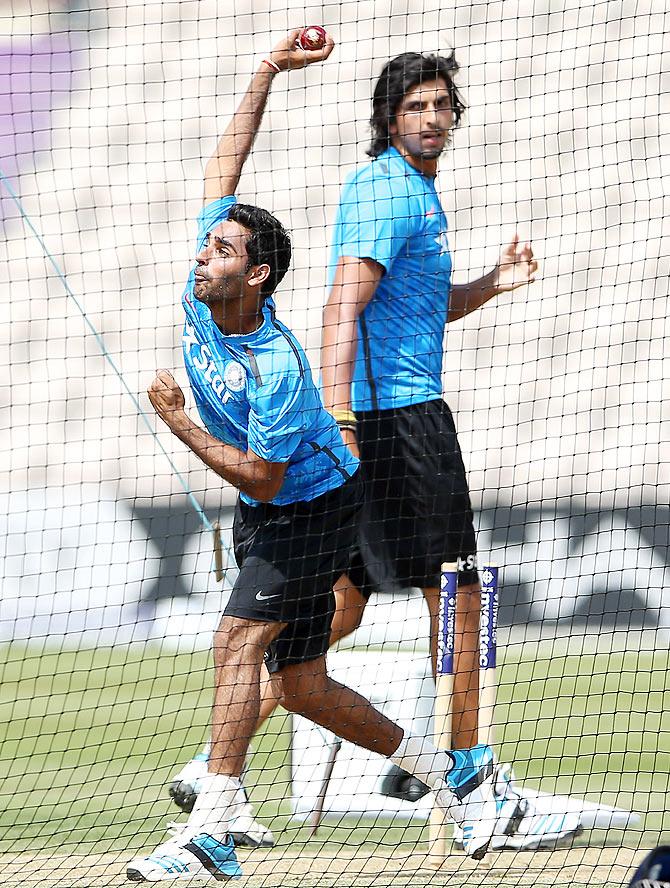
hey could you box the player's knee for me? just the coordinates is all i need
[275,673,306,711]
[213,615,272,664]
[276,663,328,714]
[277,683,310,714]
[330,606,364,643]
[280,688,318,715]
[268,673,286,709]
[331,581,367,643]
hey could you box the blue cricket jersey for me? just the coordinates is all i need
[182,196,358,506]
[329,146,452,412]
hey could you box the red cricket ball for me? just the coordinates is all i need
[298,25,327,51]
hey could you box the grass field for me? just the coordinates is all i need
[0,642,668,887]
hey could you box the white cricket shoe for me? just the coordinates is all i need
[227,796,275,850]
[127,824,242,882]
[453,764,583,851]
[168,745,274,849]
[168,745,211,813]
[436,744,524,860]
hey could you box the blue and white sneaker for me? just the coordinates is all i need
[436,744,520,860]
[453,764,582,850]
[127,826,242,882]
[169,744,274,849]
[497,807,583,850]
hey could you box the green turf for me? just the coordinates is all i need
[0,642,667,859]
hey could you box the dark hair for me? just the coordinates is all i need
[227,203,292,297]
[368,51,466,158]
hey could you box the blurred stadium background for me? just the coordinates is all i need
[1,0,668,885]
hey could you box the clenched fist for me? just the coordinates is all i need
[148,370,186,430]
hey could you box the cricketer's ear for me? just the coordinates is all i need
[247,264,271,292]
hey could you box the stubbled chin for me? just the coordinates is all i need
[420,145,444,159]
[193,283,209,303]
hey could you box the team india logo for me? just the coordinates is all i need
[183,323,247,403]
[224,361,246,393]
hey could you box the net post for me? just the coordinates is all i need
[308,736,342,836]
[427,561,457,867]
[213,521,224,582]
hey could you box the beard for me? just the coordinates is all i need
[419,146,445,159]
[418,133,449,159]
[193,277,228,305]
[193,278,208,302]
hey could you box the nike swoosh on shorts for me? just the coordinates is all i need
[255,590,281,601]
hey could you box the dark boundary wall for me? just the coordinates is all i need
[133,501,669,634]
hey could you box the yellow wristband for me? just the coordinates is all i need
[330,408,357,425]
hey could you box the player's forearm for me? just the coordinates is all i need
[321,303,358,412]
[321,257,382,411]
[202,30,334,202]
[168,411,282,501]
[203,66,276,203]
[448,269,499,321]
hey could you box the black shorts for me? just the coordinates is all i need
[224,473,363,673]
[348,399,479,596]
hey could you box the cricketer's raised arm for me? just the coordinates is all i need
[203,29,334,204]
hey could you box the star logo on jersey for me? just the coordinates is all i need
[224,361,247,393]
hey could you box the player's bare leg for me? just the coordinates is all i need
[421,586,440,677]
[256,664,283,726]
[209,615,288,776]
[129,615,287,882]
[255,574,366,724]
[167,615,288,847]
[273,654,505,860]
[272,655,403,754]
[169,575,369,825]
[168,625,502,859]
[421,583,479,749]
[329,573,368,643]
[452,583,481,749]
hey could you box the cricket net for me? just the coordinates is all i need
[1,1,668,886]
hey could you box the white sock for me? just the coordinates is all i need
[389,733,453,792]
[186,772,241,835]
